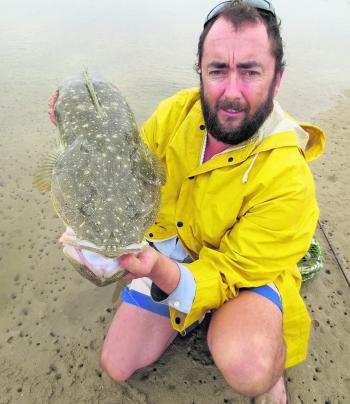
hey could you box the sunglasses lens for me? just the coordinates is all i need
[204,0,275,27]
[205,1,230,25]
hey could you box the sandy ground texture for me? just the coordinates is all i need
[0,92,349,404]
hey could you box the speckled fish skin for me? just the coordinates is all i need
[51,73,163,257]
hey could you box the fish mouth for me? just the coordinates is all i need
[63,250,129,287]
[61,233,148,257]
[102,242,149,258]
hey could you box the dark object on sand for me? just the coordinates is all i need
[297,238,323,282]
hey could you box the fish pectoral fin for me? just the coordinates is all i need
[152,153,166,185]
[33,150,61,192]
[143,152,166,186]
[111,280,129,304]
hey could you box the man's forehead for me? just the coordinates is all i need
[202,17,272,61]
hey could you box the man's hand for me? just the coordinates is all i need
[119,248,181,295]
[48,90,59,125]
[118,248,161,279]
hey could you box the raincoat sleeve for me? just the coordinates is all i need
[149,237,196,313]
[168,152,319,332]
[151,263,196,313]
[139,89,199,156]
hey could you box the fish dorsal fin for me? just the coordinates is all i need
[83,67,106,118]
[33,150,61,192]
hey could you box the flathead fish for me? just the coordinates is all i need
[34,69,164,284]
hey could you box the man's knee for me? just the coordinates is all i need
[100,346,133,382]
[207,332,285,397]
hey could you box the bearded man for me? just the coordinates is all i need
[56,1,325,402]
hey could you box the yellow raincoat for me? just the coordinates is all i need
[141,88,326,368]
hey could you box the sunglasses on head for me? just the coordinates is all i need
[204,0,276,27]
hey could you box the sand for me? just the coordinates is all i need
[0,91,349,403]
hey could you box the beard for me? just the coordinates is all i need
[200,80,276,146]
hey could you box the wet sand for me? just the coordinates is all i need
[0,87,349,403]
[1,0,350,401]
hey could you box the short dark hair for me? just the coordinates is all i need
[195,0,286,77]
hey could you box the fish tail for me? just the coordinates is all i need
[83,67,106,118]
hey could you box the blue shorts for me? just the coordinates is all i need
[120,277,283,334]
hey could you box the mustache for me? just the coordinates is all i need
[216,99,249,113]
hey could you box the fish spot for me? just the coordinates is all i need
[76,104,87,111]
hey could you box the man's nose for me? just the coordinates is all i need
[223,73,241,98]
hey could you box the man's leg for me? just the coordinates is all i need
[101,302,177,381]
[207,290,287,402]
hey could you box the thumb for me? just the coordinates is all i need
[118,253,143,272]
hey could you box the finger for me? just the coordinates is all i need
[119,253,155,278]
[136,247,157,262]
[118,253,140,271]
[48,90,59,126]
[48,90,59,108]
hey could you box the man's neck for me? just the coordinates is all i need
[203,133,231,162]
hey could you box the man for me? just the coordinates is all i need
[55,1,325,402]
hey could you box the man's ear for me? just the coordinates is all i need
[273,70,283,96]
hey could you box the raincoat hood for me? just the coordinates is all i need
[254,100,326,161]
[238,100,326,182]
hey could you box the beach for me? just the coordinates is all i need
[0,1,349,403]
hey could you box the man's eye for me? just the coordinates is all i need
[244,70,259,77]
[209,70,224,76]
